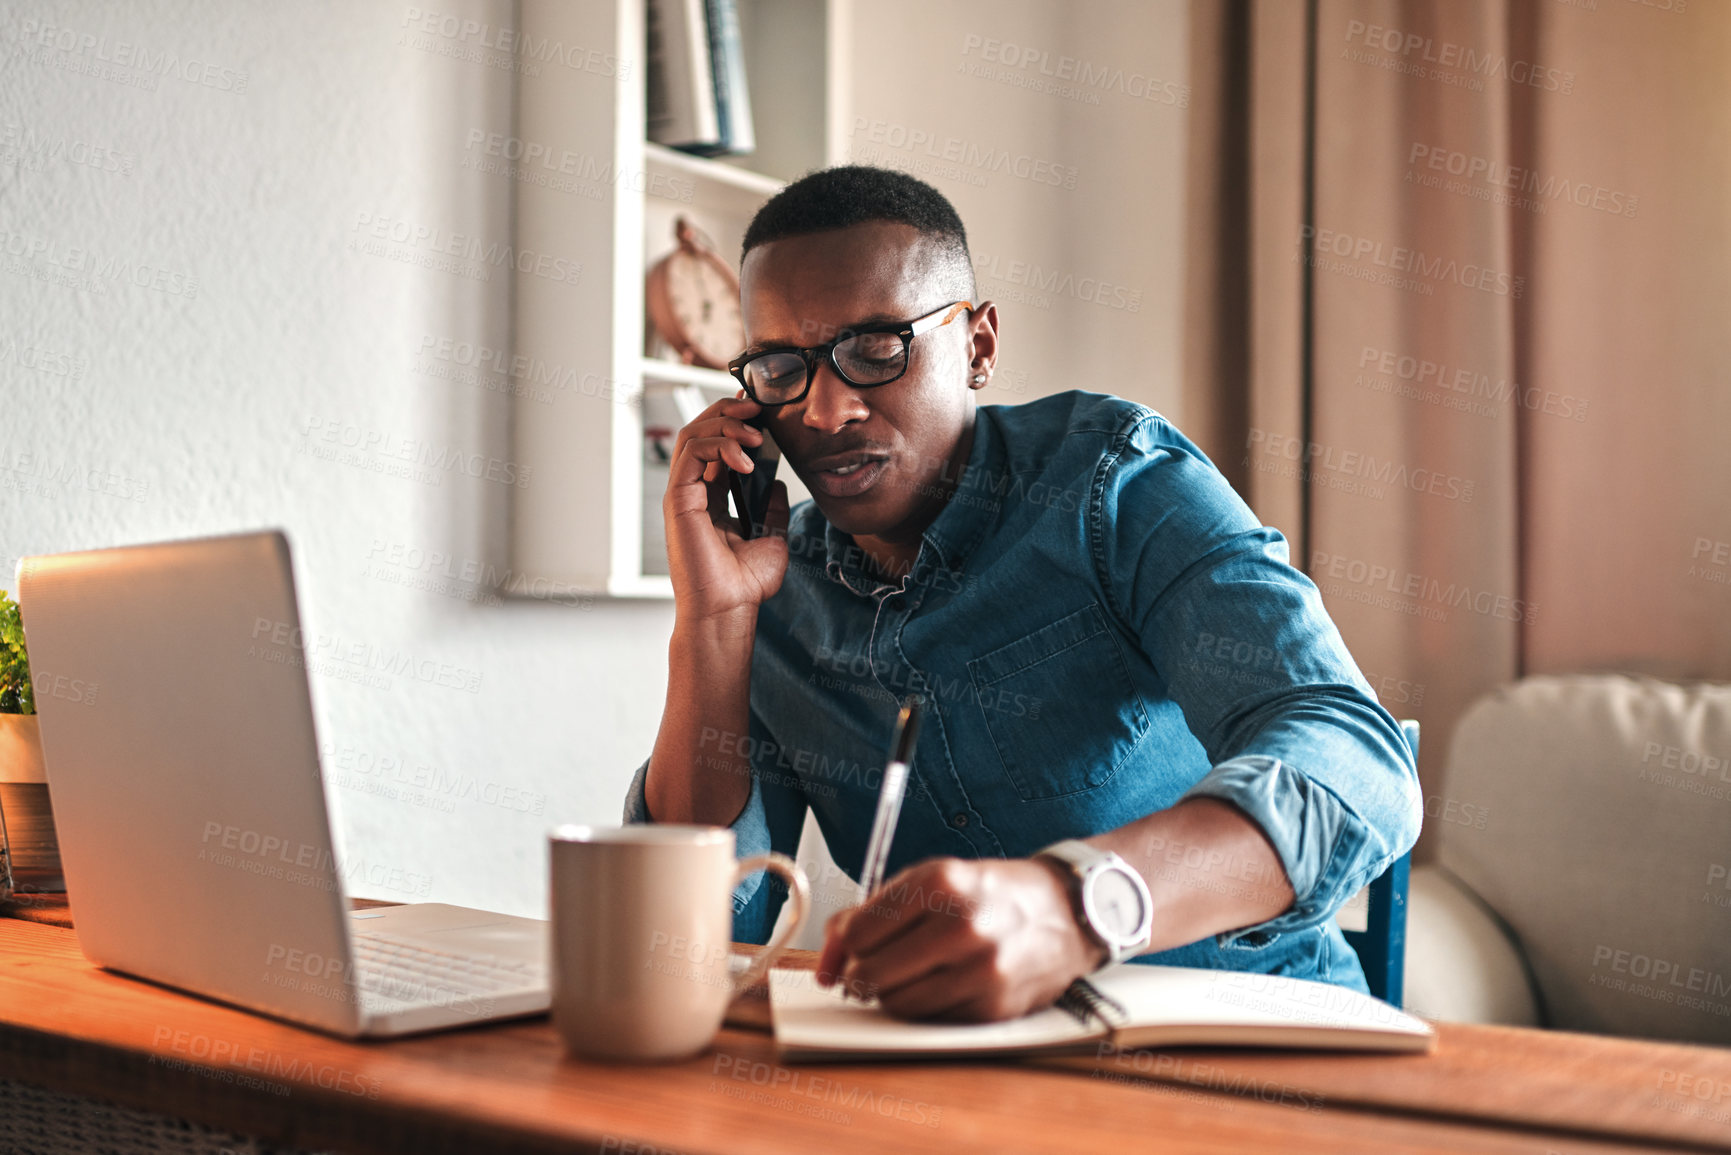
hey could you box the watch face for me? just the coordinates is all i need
[1088,867,1149,941]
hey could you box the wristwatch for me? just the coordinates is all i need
[1035,840,1155,966]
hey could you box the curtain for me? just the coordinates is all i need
[1186,0,1731,851]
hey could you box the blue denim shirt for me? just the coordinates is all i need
[625,391,1421,991]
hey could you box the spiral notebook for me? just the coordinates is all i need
[768,964,1435,1063]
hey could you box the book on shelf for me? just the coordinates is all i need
[645,0,755,157]
[769,963,1436,1063]
[692,0,755,156]
[646,0,719,150]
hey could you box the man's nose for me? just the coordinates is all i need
[800,362,870,434]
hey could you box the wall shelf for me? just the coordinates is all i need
[506,0,844,600]
[644,141,784,200]
[640,357,737,392]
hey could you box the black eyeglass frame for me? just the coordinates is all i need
[725,300,975,406]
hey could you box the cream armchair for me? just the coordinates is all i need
[1405,675,1731,1045]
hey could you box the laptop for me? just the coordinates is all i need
[16,530,550,1037]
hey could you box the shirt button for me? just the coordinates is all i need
[951,813,969,828]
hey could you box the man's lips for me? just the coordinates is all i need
[804,451,891,498]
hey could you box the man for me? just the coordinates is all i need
[625,166,1420,1023]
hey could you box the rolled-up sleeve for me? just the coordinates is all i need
[622,707,809,944]
[1093,412,1422,947]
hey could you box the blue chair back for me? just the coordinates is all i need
[1340,719,1417,1008]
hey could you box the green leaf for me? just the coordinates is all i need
[0,590,33,714]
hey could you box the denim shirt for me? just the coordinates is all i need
[624,390,1422,991]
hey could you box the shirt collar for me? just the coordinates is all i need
[819,407,1001,592]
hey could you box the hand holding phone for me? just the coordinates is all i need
[661,396,790,623]
[727,415,781,541]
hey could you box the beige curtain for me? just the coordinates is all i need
[1186,0,1731,850]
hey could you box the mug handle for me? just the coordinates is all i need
[730,852,810,997]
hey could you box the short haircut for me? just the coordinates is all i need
[741,165,976,298]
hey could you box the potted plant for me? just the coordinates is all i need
[0,589,62,897]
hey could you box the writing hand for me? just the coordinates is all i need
[815,858,1107,1022]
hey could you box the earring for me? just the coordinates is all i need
[972,373,987,384]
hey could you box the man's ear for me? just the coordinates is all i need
[967,300,1000,391]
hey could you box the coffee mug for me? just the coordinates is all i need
[548,824,810,1061]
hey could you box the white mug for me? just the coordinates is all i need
[548,824,810,1061]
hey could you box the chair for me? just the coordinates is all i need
[1404,675,1731,1045]
[1339,719,1418,1009]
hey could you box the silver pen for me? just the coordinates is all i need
[857,695,923,906]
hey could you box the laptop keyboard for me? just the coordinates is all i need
[352,930,543,1012]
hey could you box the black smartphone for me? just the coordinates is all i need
[727,415,781,540]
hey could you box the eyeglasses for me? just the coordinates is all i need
[726,301,974,406]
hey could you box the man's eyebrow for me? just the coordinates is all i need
[741,314,905,356]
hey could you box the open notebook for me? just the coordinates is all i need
[769,964,1435,1062]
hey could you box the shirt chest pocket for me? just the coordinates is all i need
[966,603,1151,801]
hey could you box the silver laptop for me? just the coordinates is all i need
[17,530,549,1037]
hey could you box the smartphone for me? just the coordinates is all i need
[727,415,781,540]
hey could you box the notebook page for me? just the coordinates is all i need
[1092,965,1433,1046]
[769,969,1101,1059]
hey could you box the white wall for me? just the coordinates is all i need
[841,0,1189,419]
[0,0,1186,919]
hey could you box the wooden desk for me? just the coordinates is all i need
[1,898,1727,1154]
